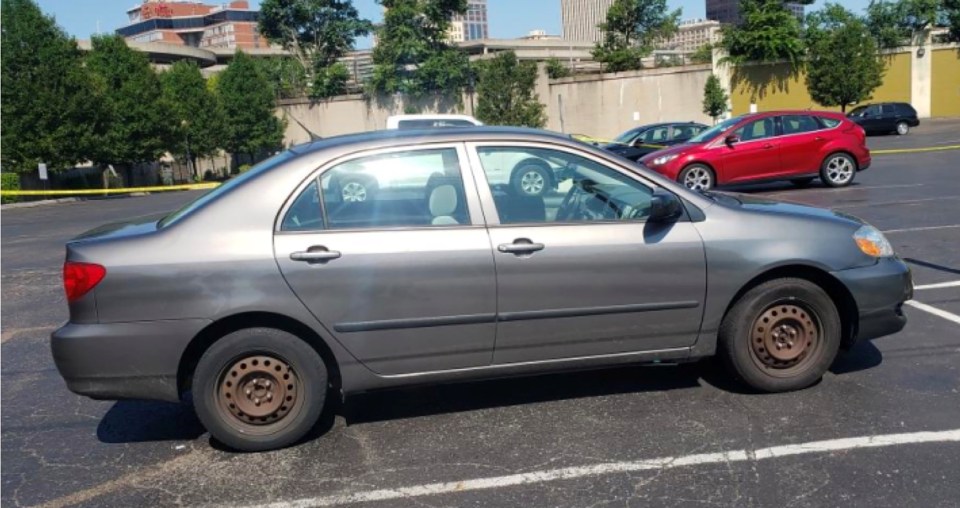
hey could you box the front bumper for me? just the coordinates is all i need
[832,257,912,343]
[50,319,209,402]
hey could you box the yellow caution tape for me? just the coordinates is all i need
[0,182,219,197]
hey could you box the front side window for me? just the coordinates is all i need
[640,126,670,144]
[734,117,776,142]
[475,146,654,225]
[319,148,469,230]
[781,115,821,135]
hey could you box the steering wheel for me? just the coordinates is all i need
[555,182,582,221]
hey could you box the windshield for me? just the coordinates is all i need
[158,150,297,228]
[613,128,642,144]
[689,116,743,144]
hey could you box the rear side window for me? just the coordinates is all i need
[281,180,324,231]
[319,148,469,230]
[820,117,841,128]
[781,115,821,135]
[896,103,916,115]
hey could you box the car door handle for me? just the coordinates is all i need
[290,248,341,262]
[498,240,545,254]
[762,143,775,149]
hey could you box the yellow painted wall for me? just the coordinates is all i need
[931,49,960,117]
[730,52,912,114]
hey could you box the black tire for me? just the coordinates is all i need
[790,177,815,188]
[193,328,328,452]
[718,278,841,393]
[819,153,857,188]
[678,164,715,191]
[895,121,910,136]
[338,176,377,203]
[510,160,552,197]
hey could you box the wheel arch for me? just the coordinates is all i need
[177,311,342,401]
[722,264,860,350]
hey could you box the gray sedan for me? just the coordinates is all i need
[52,128,912,451]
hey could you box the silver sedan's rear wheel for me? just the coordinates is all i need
[820,153,856,188]
[679,164,714,191]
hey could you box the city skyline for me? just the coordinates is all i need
[37,0,874,48]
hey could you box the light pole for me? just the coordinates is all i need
[181,119,193,181]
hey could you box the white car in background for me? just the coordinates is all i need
[386,114,483,130]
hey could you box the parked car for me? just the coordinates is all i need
[640,111,871,191]
[847,102,919,135]
[601,122,709,162]
[386,114,483,130]
[52,127,911,451]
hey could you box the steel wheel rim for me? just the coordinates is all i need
[749,302,822,377]
[341,182,367,202]
[520,170,545,195]
[684,167,712,190]
[826,157,853,184]
[216,354,303,434]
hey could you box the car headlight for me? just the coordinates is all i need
[652,154,679,166]
[854,225,894,257]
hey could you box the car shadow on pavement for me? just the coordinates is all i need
[97,400,205,443]
[830,340,884,375]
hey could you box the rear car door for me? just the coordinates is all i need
[717,117,782,183]
[274,144,498,375]
[467,143,707,364]
[777,115,831,176]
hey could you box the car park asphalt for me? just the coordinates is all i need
[3,122,960,508]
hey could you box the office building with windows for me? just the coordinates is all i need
[561,0,616,42]
[117,0,263,50]
[706,0,804,25]
[657,19,721,52]
[448,0,489,42]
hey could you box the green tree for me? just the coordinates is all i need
[946,0,960,42]
[217,51,286,164]
[593,0,681,73]
[258,0,371,99]
[702,74,728,123]
[86,35,170,175]
[257,56,310,99]
[866,0,907,49]
[474,51,546,128]
[689,43,713,64]
[545,57,572,79]
[1,0,102,174]
[162,61,226,178]
[866,0,951,49]
[720,0,813,65]
[805,4,885,112]
[369,0,472,98]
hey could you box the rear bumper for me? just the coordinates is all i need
[50,319,209,402]
[832,257,913,343]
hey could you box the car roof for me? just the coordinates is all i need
[289,126,576,155]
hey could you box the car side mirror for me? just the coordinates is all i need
[649,189,683,223]
[724,134,740,146]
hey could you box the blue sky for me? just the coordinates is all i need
[38,0,873,48]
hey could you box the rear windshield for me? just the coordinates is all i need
[158,151,297,228]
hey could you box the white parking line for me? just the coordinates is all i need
[882,224,960,234]
[905,300,960,325]
[913,281,960,291]
[237,429,960,508]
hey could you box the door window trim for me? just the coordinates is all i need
[274,142,487,234]
[465,141,670,227]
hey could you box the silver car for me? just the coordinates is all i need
[52,128,912,451]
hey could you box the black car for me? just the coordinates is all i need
[600,122,708,162]
[848,102,920,135]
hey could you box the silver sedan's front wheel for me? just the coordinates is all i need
[679,164,714,191]
[820,154,856,188]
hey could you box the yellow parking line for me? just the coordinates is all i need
[0,182,219,197]
[872,145,960,155]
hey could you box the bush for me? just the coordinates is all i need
[1,173,21,204]
[238,164,253,174]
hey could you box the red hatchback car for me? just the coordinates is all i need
[639,111,871,190]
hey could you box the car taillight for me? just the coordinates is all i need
[63,262,106,303]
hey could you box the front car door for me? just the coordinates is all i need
[716,116,782,183]
[466,143,707,364]
[274,144,498,375]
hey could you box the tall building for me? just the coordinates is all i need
[706,0,805,25]
[561,0,616,43]
[117,0,263,50]
[657,19,721,52]
[448,0,489,42]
